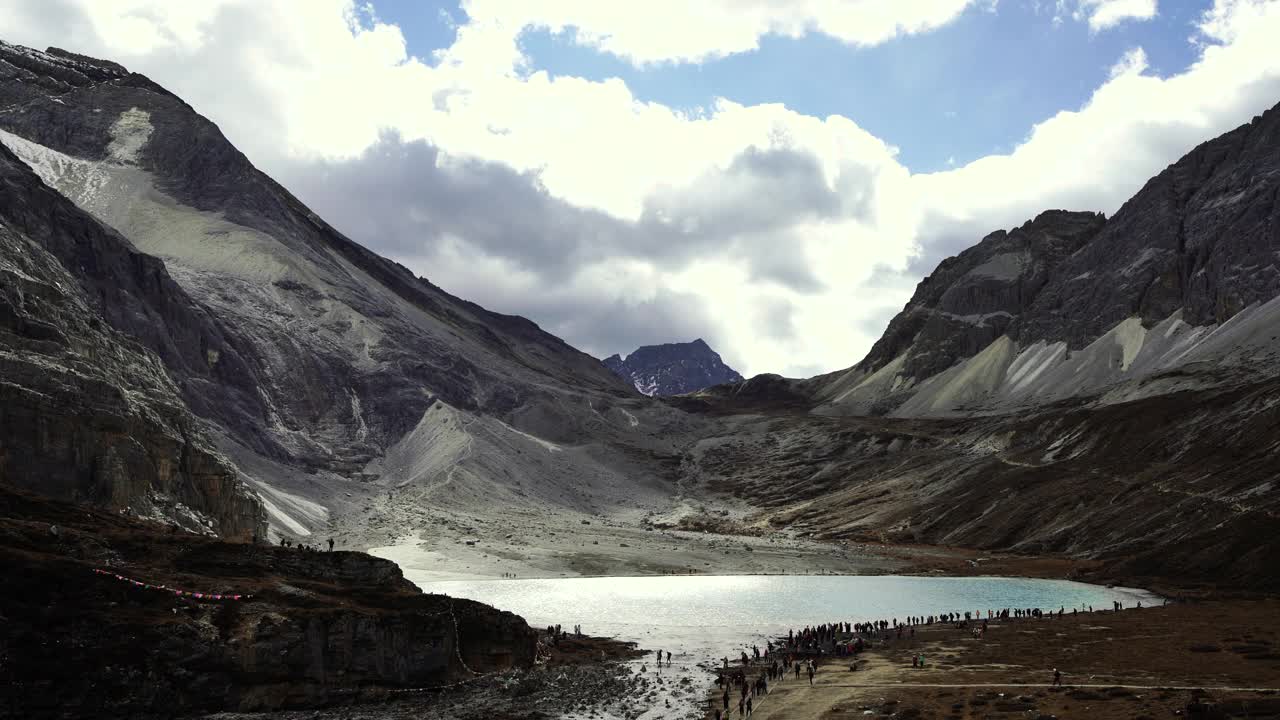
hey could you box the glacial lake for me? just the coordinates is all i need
[416,574,1159,665]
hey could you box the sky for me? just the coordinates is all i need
[3,0,1280,378]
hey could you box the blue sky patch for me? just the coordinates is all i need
[370,1,1211,171]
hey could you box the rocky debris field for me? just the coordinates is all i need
[205,655,707,720]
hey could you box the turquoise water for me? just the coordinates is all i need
[418,574,1158,661]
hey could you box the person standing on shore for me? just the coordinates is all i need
[1053,668,1062,687]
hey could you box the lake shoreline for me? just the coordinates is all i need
[199,578,1272,720]
[411,574,1161,719]
[361,503,1121,585]
[724,599,1280,720]
[363,504,1215,603]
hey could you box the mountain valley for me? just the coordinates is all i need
[1,36,1279,718]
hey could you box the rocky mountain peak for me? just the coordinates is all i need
[603,339,744,396]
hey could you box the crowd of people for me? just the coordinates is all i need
[707,642,818,719]
[703,599,1152,718]
[275,536,336,552]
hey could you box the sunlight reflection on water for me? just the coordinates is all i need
[416,574,1158,661]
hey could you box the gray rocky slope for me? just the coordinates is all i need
[603,338,744,396]
[0,40,1277,589]
[0,40,696,540]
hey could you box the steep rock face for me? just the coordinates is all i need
[1021,106,1280,343]
[0,143,264,538]
[813,101,1280,417]
[603,339,744,396]
[859,210,1106,381]
[0,487,536,717]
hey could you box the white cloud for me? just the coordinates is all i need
[2,0,1279,379]
[1108,46,1148,78]
[460,0,984,66]
[1056,0,1158,31]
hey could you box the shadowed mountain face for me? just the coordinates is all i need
[0,141,264,538]
[0,39,1277,591]
[603,339,744,396]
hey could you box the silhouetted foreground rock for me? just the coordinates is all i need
[0,487,536,718]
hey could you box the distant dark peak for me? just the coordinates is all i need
[602,339,744,396]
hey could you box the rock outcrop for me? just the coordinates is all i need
[0,486,536,717]
[603,339,744,396]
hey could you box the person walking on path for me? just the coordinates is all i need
[1053,668,1062,687]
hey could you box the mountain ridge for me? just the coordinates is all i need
[807,100,1280,418]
